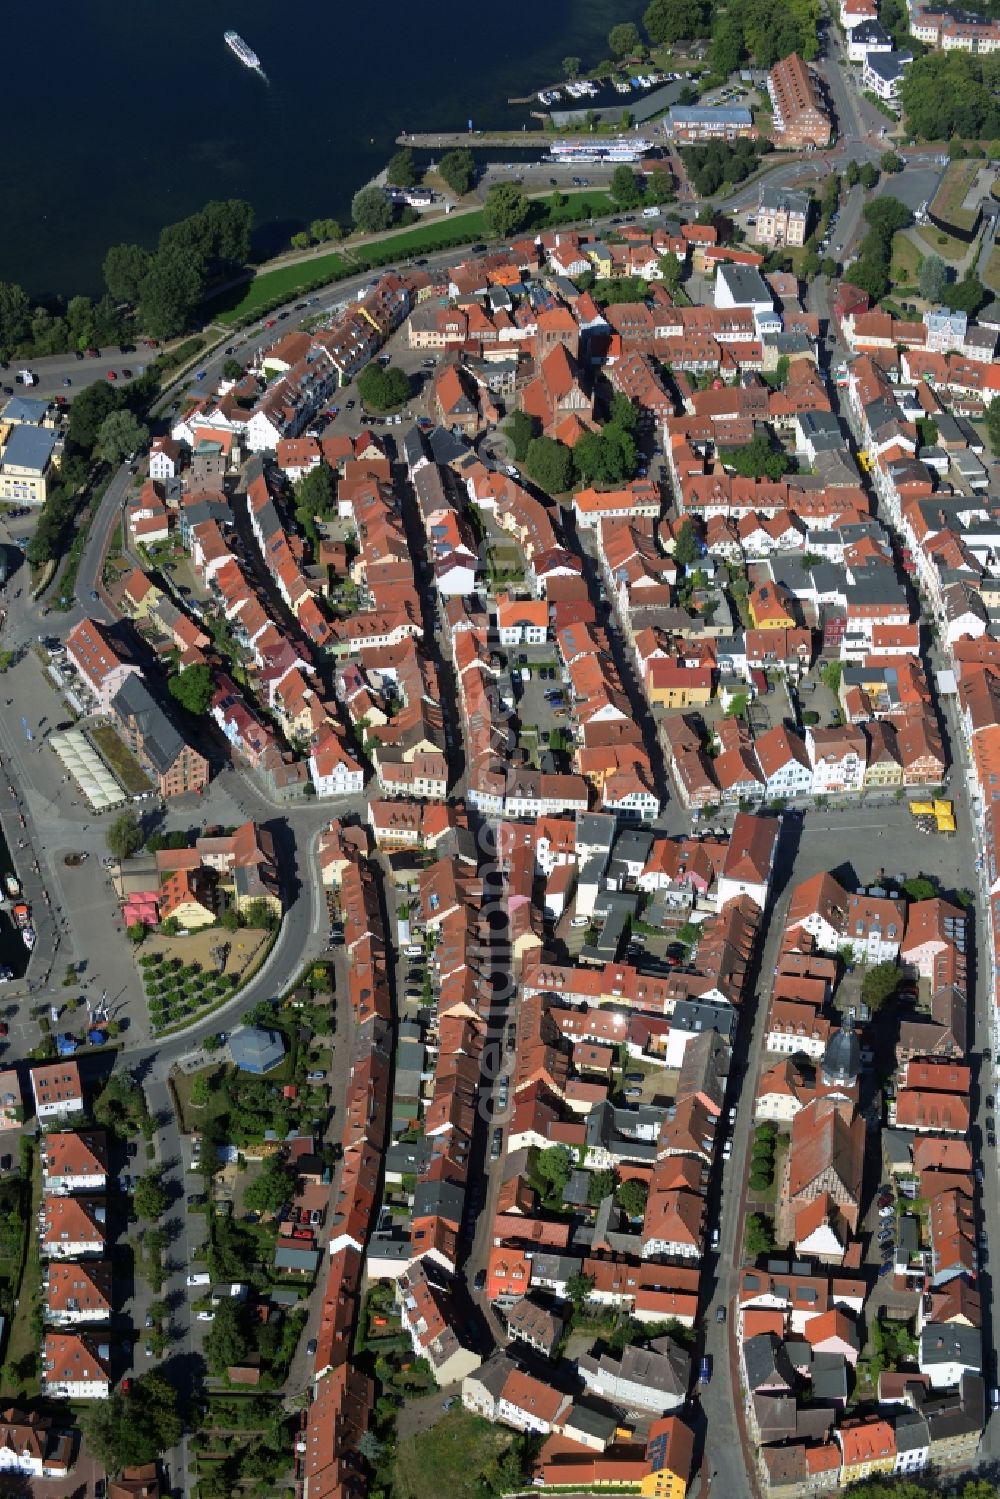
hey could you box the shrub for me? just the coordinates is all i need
[748,1172,772,1192]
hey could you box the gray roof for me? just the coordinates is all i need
[229,1026,287,1074]
[110,676,187,776]
[810,1352,849,1402]
[2,423,57,473]
[850,18,890,40]
[413,1178,465,1225]
[670,998,737,1043]
[470,1351,517,1401]
[865,48,911,82]
[821,1016,860,1087]
[920,1323,982,1370]
[273,1245,320,1272]
[1,395,50,425]
[670,104,753,127]
[565,1405,619,1441]
[758,187,810,216]
[893,1409,929,1453]
[744,1334,794,1392]
[718,264,772,307]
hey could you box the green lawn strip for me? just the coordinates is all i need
[209,191,620,325]
[394,1407,513,1499]
[89,722,154,796]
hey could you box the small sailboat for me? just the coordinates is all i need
[21,925,34,951]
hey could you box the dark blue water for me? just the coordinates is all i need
[2,0,643,299]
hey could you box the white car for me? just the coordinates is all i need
[570,916,589,928]
[878,1205,894,1219]
[197,1310,215,1322]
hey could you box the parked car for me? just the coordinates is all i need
[307,1071,326,1082]
[490,1127,503,1161]
[716,1306,726,1323]
[473,1268,487,1292]
[306,1337,318,1355]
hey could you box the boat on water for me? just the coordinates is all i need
[0,967,12,983]
[21,926,34,952]
[3,874,19,899]
[224,30,262,70]
[12,901,29,930]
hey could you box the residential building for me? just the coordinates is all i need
[40,1333,111,1400]
[755,189,810,249]
[768,53,832,148]
[30,1062,84,1121]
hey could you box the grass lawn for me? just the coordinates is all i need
[394,1409,513,1499]
[172,1062,231,1135]
[984,243,1000,294]
[208,191,618,325]
[90,722,154,797]
[929,158,982,236]
[890,232,922,291]
[913,222,970,264]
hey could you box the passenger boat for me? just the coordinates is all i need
[12,902,29,929]
[4,874,19,899]
[21,926,34,951]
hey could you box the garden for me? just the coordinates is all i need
[139,950,242,1031]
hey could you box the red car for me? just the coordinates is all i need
[143,338,159,349]
[85,347,100,358]
[265,318,277,328]
[106,370,118,382]
[0,1022,8,1036]
[120,1378,133,1394]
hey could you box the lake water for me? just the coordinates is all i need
[4,0,643,299]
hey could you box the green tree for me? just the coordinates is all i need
[859,161,879,191]
[134,1174,168,1220]
[483,182,530,240]
[948,270,986,317]
[658,254,683,293]
[357,362,409,411]
[902,876,937,901]
[674,517,701,568]
[437,148,476,197]
[719,432,791,480]
[80,1372,183,1474]
[168,662,214,716]
[106,812,143,863]
[864,196,912,236]
[352,185,393,235]
[987,396,1000,456]
[617,1177,649,1218]
[295,461,336,521]
[644,0,708,46]
[223,357,243,380]
[525,436,574,493]
[645,168,675,206]
[244,1156,296,1215]
[69,379,123,451]
[290,232,310,250]
[745,1212,776,1258]
[918,253,948,303]
[385,148,419,188]
[567,1271,595,1308]
[139,246,206,338]
[96,409,149,466]
[774,354,791,387]
[861,960,900,1012]
[103,243,154,304]
[0,281,33,356]
[504,410,536,462]
[609,21,641,56]
[562,56,582,80]
[844,159,860,189]
[880,150,903,174]
[534,1145,572,1197]
[820,255,838,278]
[610,164,642,209]
[127,922,147,945]
[588,1168,618,1207]
[309,218,343,243]
[205,1297,252,1375]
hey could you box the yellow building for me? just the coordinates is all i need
[586,244,614,278]
[748,584,796,630]
[0,423,58,507]
[647,662,714,709]
[159,870,215,931]
[641,1416,694,1499]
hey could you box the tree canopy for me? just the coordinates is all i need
[437,148,476,197]
[609,21,642,55]
[96,409,149,466]
[861,960,900,1012]
[720,432,792,480]
[617,1177,649,1218]
[133,1174,168,1220]
[352,185,393,235]
[644,0,709,45]
[106,811,143,863]
[901,51,1000,140]
[244,1156,296,1215]
[610,165,642,209]
[918,253,949,304]
[103,243,153,305]
[168,663,214,716]
[525,436,574,493]
[681,138,768,197]
[385,148,419,188]
[482,182,530,240]
[674,518,701,569]
[80,1372,183,1473]
[503,410,537,463]
[358,362,409,411]
[295,461,336,522]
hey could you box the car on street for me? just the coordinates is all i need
[197,1310,215,1321]
[699,1355,712,1384]
[990,1133,997,1148]
[307,1071,326,1082]
[473,1268,487,1292]
[988,1096,995,1110]
[878,1204,894,1218]
[126,1142,138,1158]
[145,1314,155,1329]
[570,916,588,928]
[307,1338,318,1355]
[62,377,72,387]
[106,370,117,381]
[490,1127,503,1160]
[625,1087,643,1098]
[716,1306,726,1323]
